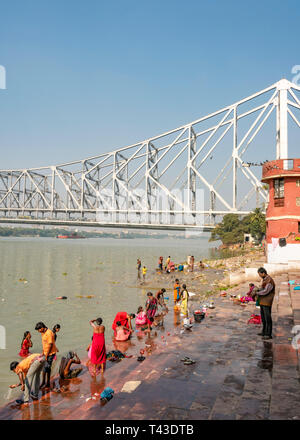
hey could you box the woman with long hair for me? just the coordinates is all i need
[89,318,106,376]
[19,331,32,357]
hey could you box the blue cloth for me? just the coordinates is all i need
[289,280,295,285]
[294,286,300,290]
[178,265,184,271]
[100,387,114,401]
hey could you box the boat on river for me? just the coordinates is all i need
[56,232,85,239]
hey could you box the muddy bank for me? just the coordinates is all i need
[129,248,265,303]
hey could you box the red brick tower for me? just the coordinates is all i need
[261,158,300,263]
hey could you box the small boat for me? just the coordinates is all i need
[56,232,85,239]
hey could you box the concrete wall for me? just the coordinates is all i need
[267,243,300,264]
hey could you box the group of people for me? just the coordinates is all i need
[173,279,189,317]
[9,283,171,406]
[9,255,274,409]
[136,258,147,282]
[9,321,79,406]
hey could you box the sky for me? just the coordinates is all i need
[0,0,300,172]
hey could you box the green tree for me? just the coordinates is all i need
[209,208,265,245]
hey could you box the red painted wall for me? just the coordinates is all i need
[262,159,300,244]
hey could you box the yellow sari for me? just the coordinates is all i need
[180,289,188,316]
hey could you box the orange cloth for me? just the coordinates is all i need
[15,353,40,376]
[174,282,180,302]
[42,329,57,356]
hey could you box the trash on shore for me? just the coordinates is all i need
[18,278,28,283]
[56,296,67,300]
[76,295,95,298]
[248,314,262,324]
[193,310,205,322]
[181,356,196,365]
[62,273,67,276]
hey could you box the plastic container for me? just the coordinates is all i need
[194,311,205,322]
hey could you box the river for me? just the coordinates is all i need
[0,235,220,405]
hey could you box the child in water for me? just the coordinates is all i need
[142,266,147,282]
[19,331,32,357]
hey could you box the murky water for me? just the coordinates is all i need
[0,235,218,405]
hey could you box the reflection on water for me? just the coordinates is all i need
[0,235,218,405]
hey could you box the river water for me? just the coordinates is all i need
[0,235,219,405]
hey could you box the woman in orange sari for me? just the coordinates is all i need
[89,318,106,376]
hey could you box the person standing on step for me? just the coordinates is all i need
[35,322,58,389]
[256,267,275,340]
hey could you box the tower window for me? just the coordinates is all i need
[297,197,300,207]
[274,178,284,198]
[296,179,300,187]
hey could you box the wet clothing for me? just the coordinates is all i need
[19,339,31,357]
[112,312,130,331]
[174,282,181,303]
[146,297,158,319]
[158,257,163,270]
[135,311,147,326]
[59,356,81,379]
[180,289,189,316]
[115,326,130,341]
[91,332,106,365]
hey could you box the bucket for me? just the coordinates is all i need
[194,310,205,322]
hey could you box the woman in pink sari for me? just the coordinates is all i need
[89,318,106,375]
[145,292,158,320]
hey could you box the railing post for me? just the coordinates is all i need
[276,79,289,159]
[233,106,237,210]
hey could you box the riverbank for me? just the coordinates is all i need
[2,246,300,420]
[1,262,300,420]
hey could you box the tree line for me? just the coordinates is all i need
[209,208,265,245]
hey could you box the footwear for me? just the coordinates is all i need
[262,335,272,340]
[30,393,39,400]
[16,399,29,405]
[183,359,196,365]
[257,332,264,336]
[16,399,24,404]
[181,357,190,361]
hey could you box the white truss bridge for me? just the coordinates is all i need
[0,78,300,231]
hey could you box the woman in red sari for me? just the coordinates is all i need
[19,331,32,357]
[112,312,135,336]
[89,318,106,375]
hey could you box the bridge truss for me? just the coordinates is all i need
[0,78,300,229]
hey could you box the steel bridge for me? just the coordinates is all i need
[0,78,300,231]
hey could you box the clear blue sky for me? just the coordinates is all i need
[0,0,300,170]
